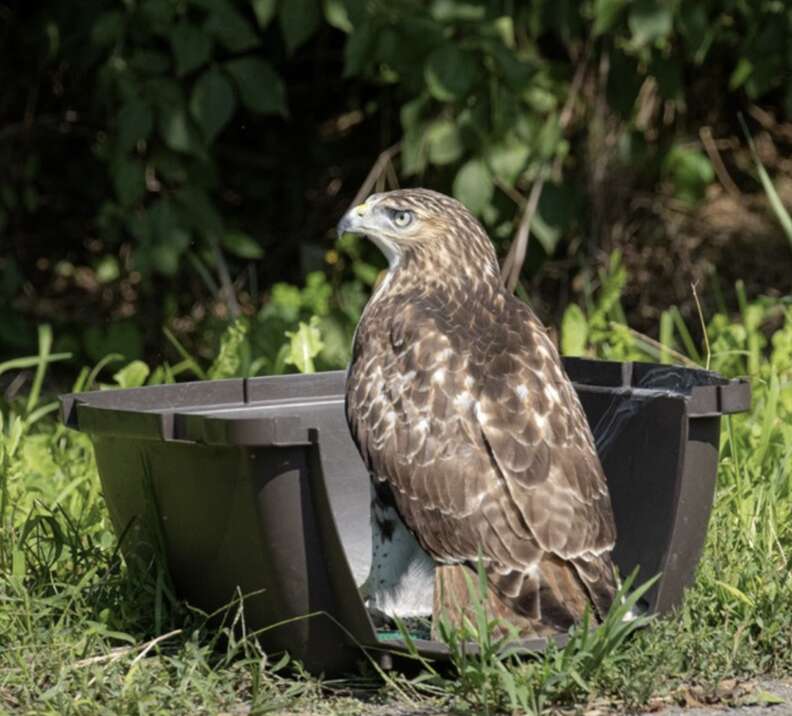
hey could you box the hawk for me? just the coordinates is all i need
[338,188,617,637]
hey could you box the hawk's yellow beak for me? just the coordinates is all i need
[337,202,370,238]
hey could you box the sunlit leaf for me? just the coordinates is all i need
[662,145,714,205]
[426,119,463,166]
[561,304,588,357]
[113,360,150,388]
[453,159,493,215]
[284,317,324,374]
[324,0,353,32]
[221,232,264,259]
[252,0,278,29]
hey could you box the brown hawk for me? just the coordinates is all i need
[338,188,617,637]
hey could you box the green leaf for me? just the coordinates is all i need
[301,271,332,315]
[730,57,753,91]
[117,101,153,151]
[222,232,264,259]
[12,548,26,578]
[426,119,463,166]
[593,0,627,35]
[431,0,486,22]
[628,0,672,48]
[150,242,183,276]
[140,0,176,31]
[752,691,786,707]
[84,322,144,363]
[205,6,260,52]
[113,360,151,388]
[453,159,493,215]
[425,45,478,102]
[487,135,530,184]
[171,22,213,76]
[129,50,170,74]
[490,44,533,91]
[225,57,286,115]
[678,3,713,64]
[159,107,203,155]
[279,0,321,54]
[662,145,714,205]
[92,11,125,46]
[190,67,236,143]
[324,0,353,32]
[146,77,184,109]
[113,158,146,206]
[175,187,223,236]
[95,255,120,284]
[561,304,588,356]
[252,0,278,28]
[343,22,375,77]
[401,125,427,176]
[208,319,248,379]
[284,317,324,374]
[537,113,562,159]
[530,211,562,255]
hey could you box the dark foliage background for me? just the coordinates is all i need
[2,0,792,376]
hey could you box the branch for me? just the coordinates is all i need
[348,143,401,210]
[501,171,547,292]
[699,126,741,201]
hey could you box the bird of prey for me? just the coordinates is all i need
[338,188,617,637]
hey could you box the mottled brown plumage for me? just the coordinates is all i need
[339,188,617,637]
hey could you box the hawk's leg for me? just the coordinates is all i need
[360,480,435,619]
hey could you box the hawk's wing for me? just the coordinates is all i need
[346,293,616,628]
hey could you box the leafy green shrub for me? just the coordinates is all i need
[3,0,792,364]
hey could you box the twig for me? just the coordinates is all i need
[501,171,547,292]
[747,104,792,143]
[612,323,700,368]
[211,240,241,319]
[699,126,741,200]
[349,143,402,210]
[129,629,182,667]
[72,646,135,668]
[72,629,182,669]
[691,281,711,370]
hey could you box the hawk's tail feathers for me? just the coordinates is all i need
[431,554,618,641]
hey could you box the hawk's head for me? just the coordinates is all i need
[337,188,499,277]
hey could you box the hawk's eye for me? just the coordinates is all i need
[390,209,414,228]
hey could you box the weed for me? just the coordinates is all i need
[1,270,791,713]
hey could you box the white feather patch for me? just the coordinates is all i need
[363,503,435,618]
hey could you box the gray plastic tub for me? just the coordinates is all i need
[60,358,750,674]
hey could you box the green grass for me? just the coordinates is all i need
[2,279,792,714]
